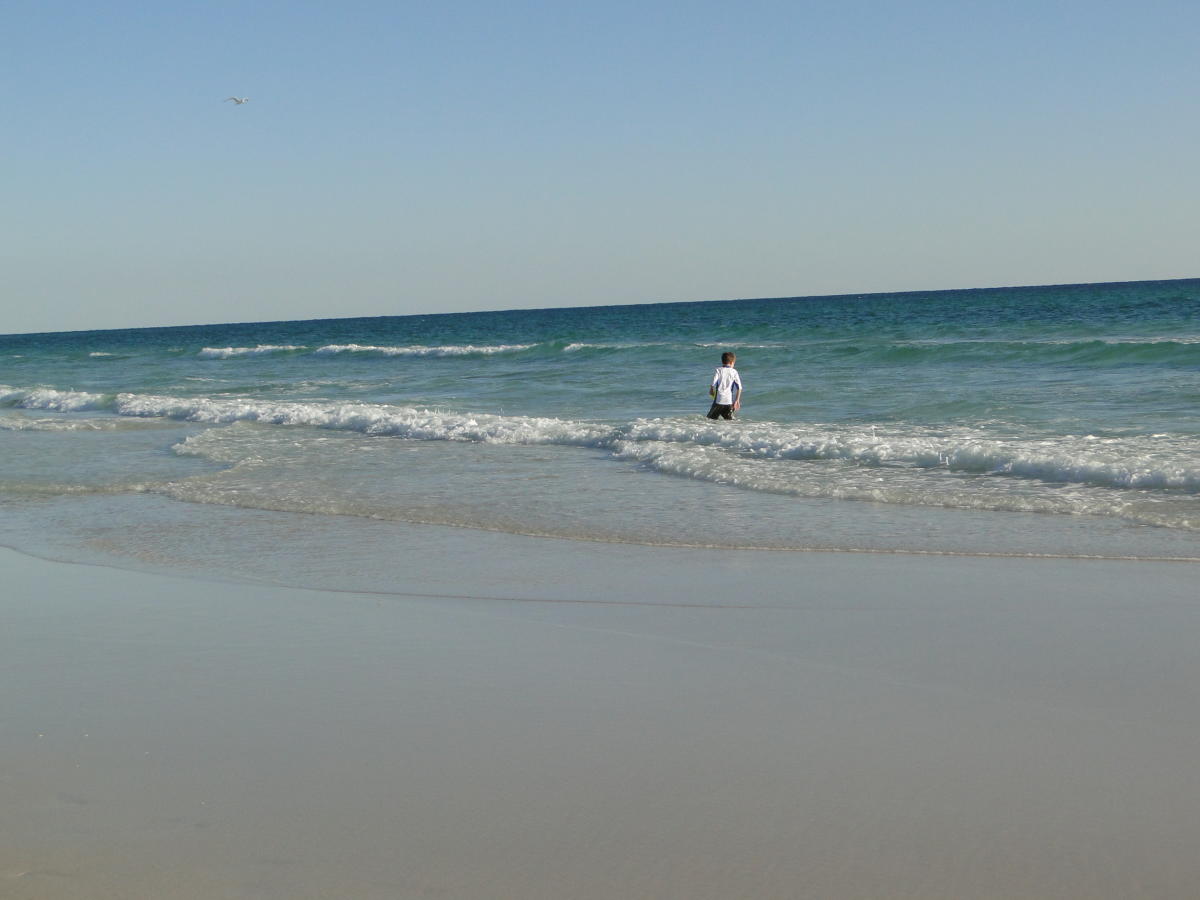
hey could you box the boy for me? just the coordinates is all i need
[707,351,743,420]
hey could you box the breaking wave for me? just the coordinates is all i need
[0,386,113,412]
[6,384,1199,504]
[199,345,307,358]
[312,343,535,357]
[196,343,537,359]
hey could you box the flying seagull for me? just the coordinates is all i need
[224,97,249,104]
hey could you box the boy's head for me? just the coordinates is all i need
[721,351,736,366]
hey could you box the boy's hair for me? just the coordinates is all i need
[721,351,736,365]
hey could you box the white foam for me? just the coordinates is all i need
[312,343,534,357]
[0,415,158,432]
[115,393,615,446]
[195,342,537,359]
[562,342,649,352]
[692,342,789,349]
[199,345,306,359]
[147,396,1200,496]
[611,439,1200,527]
[618,420,1200,493]
[11,387,111,412]
[8,383,1200,502]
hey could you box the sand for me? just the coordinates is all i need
[3,542,1200,899]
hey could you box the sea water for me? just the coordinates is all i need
[2,279,1198,590]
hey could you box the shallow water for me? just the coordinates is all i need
[2,278,1198,584]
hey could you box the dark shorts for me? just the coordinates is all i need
[706,403,735,420]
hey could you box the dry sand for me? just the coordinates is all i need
[3,543,1199,899]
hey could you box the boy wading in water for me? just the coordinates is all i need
[707,351,743,420]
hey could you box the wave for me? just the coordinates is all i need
[617,421,1200,492]
[196,343,537,359]
[7,384,1200,499]
[561,342,646,353]
[560,341,791,354]
[0,414,165,432]
[692,341,793,349]
[0,386,113,412]
[609,440,1200,529]
[199,345,307,358]
[129,394,616,445]
[36,336,1196,369]
[312,343,535,357]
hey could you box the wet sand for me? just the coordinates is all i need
[3,543,1200,899]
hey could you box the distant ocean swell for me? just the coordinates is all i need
[834,338,1200,366]
[24,336,1200,367]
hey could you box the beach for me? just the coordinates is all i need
[10,0,1198,886]
[5,538,1200,899]
[3,282,1199,896]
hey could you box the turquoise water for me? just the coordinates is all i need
[2,278,1198,585]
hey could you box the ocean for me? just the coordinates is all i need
[2,278,1198,589]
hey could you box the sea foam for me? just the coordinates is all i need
[199,345,307,358]
[312,343,535,357]
[8,384,1200,498]
[3,387,111,412]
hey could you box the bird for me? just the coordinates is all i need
[224,97,249,104]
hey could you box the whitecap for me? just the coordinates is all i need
[199,345,306,359]
[312,343,534,357]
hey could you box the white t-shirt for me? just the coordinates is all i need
[711,366,743,405]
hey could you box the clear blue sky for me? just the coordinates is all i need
[4,0,1197,333]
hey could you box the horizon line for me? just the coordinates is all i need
[4,275,1197,339]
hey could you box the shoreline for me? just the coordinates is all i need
[3,488,1200,611]
[7,528,1200,600]
[5,543,1200,898]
